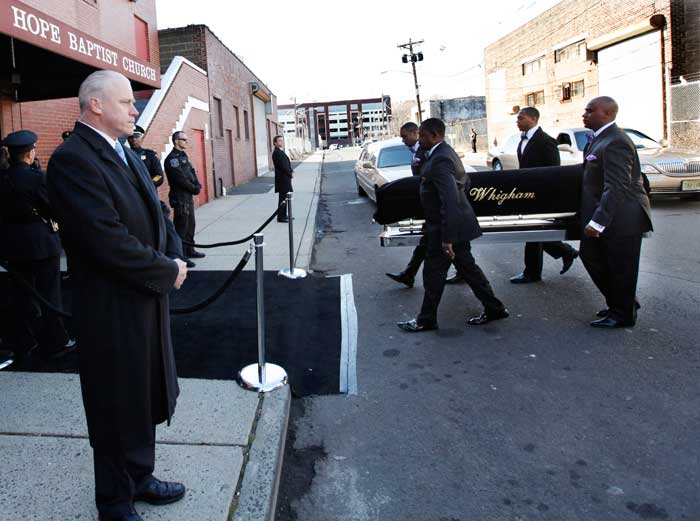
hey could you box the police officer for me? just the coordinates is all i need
[128,125,164,187]
[164,130,204,268]
[0,130,75,358]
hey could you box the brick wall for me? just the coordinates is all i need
[18,0,160,67]
[139,61,212,206]
[158,25,279,191]
[484,0,672,147]
[671,0,700,81]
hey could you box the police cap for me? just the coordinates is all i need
[131,125,145,138]
[1,130,38,148]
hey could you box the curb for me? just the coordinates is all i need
[232,386,291,521]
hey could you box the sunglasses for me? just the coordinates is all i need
[176,138,188,142]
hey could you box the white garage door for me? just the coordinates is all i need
[253,96,269,176]
[598,31,663,141]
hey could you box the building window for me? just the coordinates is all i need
[233,105,240,139]
[134,16,149,61]
[525,90,545,106]
[213,97,223,138]
[555,41,586,63]
[522,57,544,76]
[243,110,250,140]
[561,80,585,101]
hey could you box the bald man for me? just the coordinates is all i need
[580,96,652,328]
[48,70,188,521]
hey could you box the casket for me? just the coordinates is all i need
[375,164,583,246]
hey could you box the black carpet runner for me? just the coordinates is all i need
[0,271,342,396]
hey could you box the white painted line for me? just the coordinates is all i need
[339,273,358,395]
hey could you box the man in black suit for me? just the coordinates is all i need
[47,70,188,521]
[397,118,508,331]
[579,96,652,328]
[0,130,74,359]
[510,107,579,283]
[272,135,293,223]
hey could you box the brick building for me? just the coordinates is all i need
[0,0,161,161]
[278,96,391,149]
[484,0,700,151]
[158,25,279,191]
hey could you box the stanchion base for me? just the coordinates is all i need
[278,268,307,279]
[238,363,288,392]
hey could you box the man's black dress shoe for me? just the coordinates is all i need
[189,250,206,259]
[560,250,579,274]
[397,319,437,332]
[40,339,76,359]
[134,477,186,505]
[596,301,641,317]
[445,274,464,284]
[468,308,509,326]
[590,317,635,328]
[385,272,415,288]
[98,511,143,521]
[510,273,541,284]
[185,259,196,268]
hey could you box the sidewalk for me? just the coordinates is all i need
[0,151,324,521]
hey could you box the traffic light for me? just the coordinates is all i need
[402,54,408,63]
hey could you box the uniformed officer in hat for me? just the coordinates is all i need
[127,125,164,187]
[164,130,205,267]
[0,130,75,358]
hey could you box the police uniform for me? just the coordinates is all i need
[0,130,71,356]
[128,125,164,187]
[164,147,202,259]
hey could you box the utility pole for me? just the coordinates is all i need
[397,38,424,123]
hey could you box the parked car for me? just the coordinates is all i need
[487,127,700,198]
[354,138,476,201]
[328,143,339,150]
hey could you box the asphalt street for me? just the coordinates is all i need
[276,147,700,521]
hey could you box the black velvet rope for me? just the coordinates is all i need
[182,201,286,249]
[1,248,253,318]
[169,248,251,315]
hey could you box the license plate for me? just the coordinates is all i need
[681,179,700,191]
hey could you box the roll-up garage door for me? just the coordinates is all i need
[597,31,663,141]
[253,96,270,176]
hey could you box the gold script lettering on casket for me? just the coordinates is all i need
[469,187,536,206]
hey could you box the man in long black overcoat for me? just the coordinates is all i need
[47,70,188,521]
[272,135,294,222]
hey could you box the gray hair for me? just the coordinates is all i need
[78,70,125,115]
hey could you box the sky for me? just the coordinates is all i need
[156,0,563,105]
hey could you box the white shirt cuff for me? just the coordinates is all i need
[588,220,606,233]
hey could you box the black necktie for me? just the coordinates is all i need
[517,132,528,160]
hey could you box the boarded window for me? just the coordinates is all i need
[243,110,250,140]
[134,16,149,61]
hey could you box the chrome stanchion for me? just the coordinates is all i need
[278,192,307,279]
[0,350,13,371]
[238,234,288,392]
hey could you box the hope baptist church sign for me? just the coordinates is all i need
[0,0,159,88]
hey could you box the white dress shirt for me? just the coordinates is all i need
[519,126,539,154]
[427,141,442,158]
[78,121,119,149]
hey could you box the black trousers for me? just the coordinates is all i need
[579,234,643,323]
[403,235,428,278]
[523,241,576,278]
[5,256,68,353]
[471,140,477,153]
[172,201,196,257]
[417,233,504,326]
[277,190,289,221]
[93,428,156,517]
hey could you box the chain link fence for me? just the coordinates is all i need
[444,119,488,153]
[670,80,700,151]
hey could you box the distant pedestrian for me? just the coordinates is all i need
[469,127,477,153]
[272,135,294,223]
[164,130,205,267]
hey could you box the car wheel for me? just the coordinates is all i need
[492,159,503,171]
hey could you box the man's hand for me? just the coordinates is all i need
[442,242,455,259]
[584,225,601,238]
[174,258,188,289]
